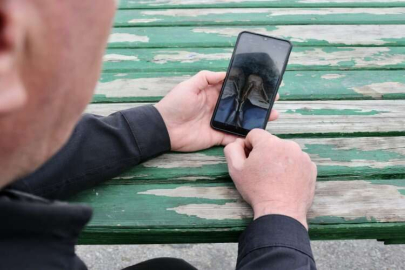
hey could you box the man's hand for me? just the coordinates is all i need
[154,71,279,152]
[224,129,317,229]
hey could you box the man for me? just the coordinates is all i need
[0,1,317,269]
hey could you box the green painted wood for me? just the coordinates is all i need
[107,25,405,48]
[102,47,405,72]
[70,179,405,244]
[95,71,405,102]
[115,8,405,27]
[75,136,405,182]
[118,0,405,9]
[86,100,405,137]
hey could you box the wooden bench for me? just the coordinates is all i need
[71,0,405,245]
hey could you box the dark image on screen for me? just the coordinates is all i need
[214,34,287,130]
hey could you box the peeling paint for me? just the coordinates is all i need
[151,181,405,222]
[142,153,227,168]
[103,54,140,62]
[153,50,232,64]
[351,82,405,98]
[108,33,150,43]
[192,25,405,45]
[96,76,188,97]
[321,74,346,79]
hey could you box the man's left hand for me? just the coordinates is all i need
[154,71,279,152]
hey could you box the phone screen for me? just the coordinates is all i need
[211,32,292,136]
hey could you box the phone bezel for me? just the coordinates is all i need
[210,31,293,137]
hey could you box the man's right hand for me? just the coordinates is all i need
[224,129,317,230]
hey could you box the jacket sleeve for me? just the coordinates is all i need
[9,105,171,200]
[237,215,317,270]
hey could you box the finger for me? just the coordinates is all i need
[268,109,279,121]
[245,129,272,150]
[275,93,280,101]
[186,71,226,92]
[224,138,247,171]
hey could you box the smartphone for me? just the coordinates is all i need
[210,31,292,137]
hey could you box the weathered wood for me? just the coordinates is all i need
[70,179,405,244]
[108,25,405,48]
[115,8,405,26]
[118,0,405,9]
[102,47,405,72]
[71,134,405,181]
[86,100,405,136]
[95,71,405,102]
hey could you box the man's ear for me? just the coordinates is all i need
[0,2,26,114]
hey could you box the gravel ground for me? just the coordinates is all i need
[76,240,405,270]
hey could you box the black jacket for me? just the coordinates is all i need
[1,105,316,270]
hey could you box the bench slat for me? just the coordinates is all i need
[115,8,405,27]
[103,47,405,72]
[72,133,405,181]
[118,0,405,9]
[108,25,405,48]
[86,101,405,137]
[95,71,405,102]
[71,179,405,244]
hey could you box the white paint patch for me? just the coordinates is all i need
[351,82,405,99]
[128,19,162,23]
[192,25,405,45]
[153,50,232,64]
[108,33,149,43]
[142,153,227,168]
[155,181,405,222]
[269,8,405,16]
[103,54,140,62]
[321,74,346,80]
[96,76,189,97]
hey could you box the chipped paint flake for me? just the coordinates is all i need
[108,33,149,43]
[321,74,346,80]
[351,82,405,99]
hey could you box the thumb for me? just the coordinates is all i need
[186,70,226,93]
[224,138,247,171]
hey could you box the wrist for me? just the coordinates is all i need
[153,103,180,151]
[252,202,308,230]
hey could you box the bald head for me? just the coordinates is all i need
[0,0,116,187]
